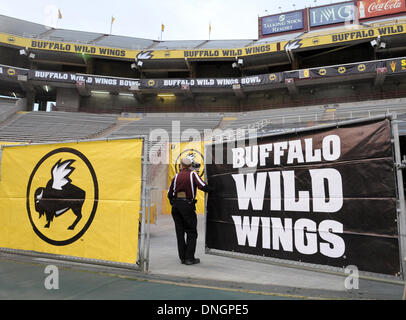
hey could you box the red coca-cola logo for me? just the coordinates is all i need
[367,0,403,13]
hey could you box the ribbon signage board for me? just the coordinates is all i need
[358,0,406,19]
[205,119,402,276]
[309,1,356,27]
[260,11,305,36]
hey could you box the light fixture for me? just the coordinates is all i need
[131,60,143,70]
[370,39,378,47]
[19,48,27,56]
[44,85,50,92]
[119,92,134,97]
[91,90,110,95]
[157,93,175,97]
[370,36,386,49]
[232,57,243,69]
[28,52,36,59]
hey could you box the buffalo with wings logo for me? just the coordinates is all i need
[34,159,86,230]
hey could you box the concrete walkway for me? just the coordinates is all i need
[0,213,405,300]
[147,213,405,300]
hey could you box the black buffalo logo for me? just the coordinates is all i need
[27,147,98,246]
[34,159,85,230]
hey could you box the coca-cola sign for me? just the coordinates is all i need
[358,0,406,19]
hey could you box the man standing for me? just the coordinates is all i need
[168,157,213,265]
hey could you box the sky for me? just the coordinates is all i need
[0,0,347,41]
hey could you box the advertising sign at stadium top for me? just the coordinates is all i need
[279,23,406,50]
[183,44,274,59]
[205,119,400,276]
[30,40,127,58]
[309,1,355,27]
[261,11,304,36]
[358,0,406,19]
[1,20,406,61]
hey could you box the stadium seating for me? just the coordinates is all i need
[207,98,406,140]
[0,111,117,143]
[0,97,21,123]
[108,113,223,141]
[0,96,405,144]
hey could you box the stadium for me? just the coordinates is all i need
[1,0,406,301]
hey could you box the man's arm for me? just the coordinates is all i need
[192,171,214,193]
[167,174,177,203]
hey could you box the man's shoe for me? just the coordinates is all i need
[181,259,186,264]
[184,258,200,265]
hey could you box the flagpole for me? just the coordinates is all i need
[209,21,211,40]
[56,9,62,28]
[110,16,114,35]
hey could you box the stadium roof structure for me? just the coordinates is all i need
[2,10,406,114]
[2,13,406,70]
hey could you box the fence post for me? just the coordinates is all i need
[391,113,406,280]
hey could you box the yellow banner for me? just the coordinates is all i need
[166,141,206,215]
[2,22,405,62]
[2,23,406,61]
[0,32,277,60]
[281,24,406,51]
[0,139,143,264]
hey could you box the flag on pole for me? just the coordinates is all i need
[209,22,212,39]
[160,23,165,41]
[58,9,62,19]
[110,16,115,34]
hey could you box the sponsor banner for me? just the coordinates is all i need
[1,19,406,62]
[182,44,276,59]
[241,73,284,86]
[28,70,140,88]
[0,58,391,91]
[0,32,278,60]
[309,1,356,27]
[261,11,305,36]
[0,139,143,264]
[280,23,406,51]
[205,119,401,276]
[141,78,240,90]
[0,64,28,79]
[165,141,206,215]
[1,21,406,61]
[358,0,406,19]
[309,61,378,78]
[140,73,284,90]
[387,57,406,73]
